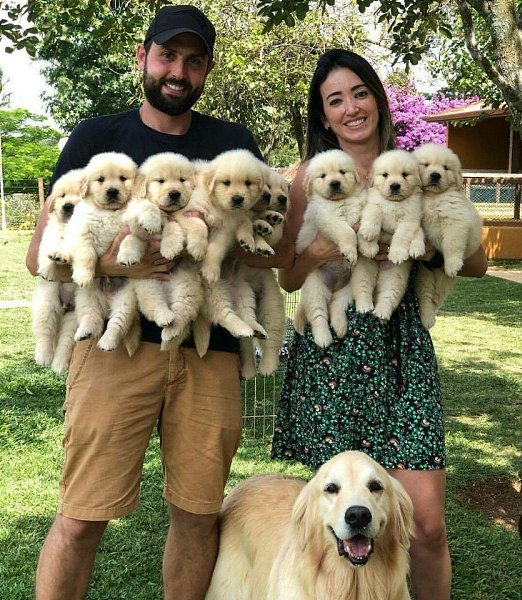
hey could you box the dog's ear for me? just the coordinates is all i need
[46,191,57,213]
[80,176,90,199]
[132,172,148,199]
[303,169,314,198]
[389,477,415,549]
[204,167,216,195]
[292,479,318,550]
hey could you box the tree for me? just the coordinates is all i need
[256,0,522,133]
[0,108,62,182]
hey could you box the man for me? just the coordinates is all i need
[26,6,289,599]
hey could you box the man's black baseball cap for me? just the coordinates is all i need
[144,5,216,60]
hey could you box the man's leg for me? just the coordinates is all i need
[390,469,451,600]
[35,515,108,600]
[163,504,219,600]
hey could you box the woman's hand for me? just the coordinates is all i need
[96,228,179,281]
[306,232,345,266]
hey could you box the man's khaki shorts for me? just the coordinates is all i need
[58,340,242,520]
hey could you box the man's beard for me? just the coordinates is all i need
[142,67,205,116]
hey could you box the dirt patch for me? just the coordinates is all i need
[455,475,521,533]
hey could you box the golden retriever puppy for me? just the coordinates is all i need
[190,149,270,284]
[56,152,138,341]
[98,153,204,351]
[32,170,84,371]
[206,450,414,600]
[413,143,483,328]
[353,149,425,321]
[237,264,287,379]
[251,167,290,249]
[294,150,365,347]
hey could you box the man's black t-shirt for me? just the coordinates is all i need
[51,108,264,352]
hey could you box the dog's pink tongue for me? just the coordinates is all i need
[345,536,371,557]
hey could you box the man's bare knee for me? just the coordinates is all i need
[52,514,108,547]
[168,505,218,538]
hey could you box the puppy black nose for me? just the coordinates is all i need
[62,203,75,215]
[106,187,120,199]
[345,506,372,530]
[278,195,288,207]
[169,190,181,203]
[429,172,441,182]
[390,182,401,193]
[329,179,341,190]
[231,194,244,207]
[262,191,271,203]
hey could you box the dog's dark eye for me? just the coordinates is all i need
[382,172,388,178]
[402,172,409,178]
[443,165,449,171]
[368,480,383,493]
[245,180,252,187]
[339,169,346,175]
[223,180,231,186]
[320,173,326,179]
[120,176,127,182]
[98,176,105,183]
[180,178,186,183]
[325,483,339,494]
[157,178,165,184]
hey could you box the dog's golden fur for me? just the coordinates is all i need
[353,149,425,321]
[206,451,414,600]
[413,143,483,328]
[293,149,365,347]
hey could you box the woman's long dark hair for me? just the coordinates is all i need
[305,49,396,160]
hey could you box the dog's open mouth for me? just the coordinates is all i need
[334,532,374,566]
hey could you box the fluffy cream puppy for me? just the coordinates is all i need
[294,149,365,347]
[32,169,84,371]
[191,149,270,284]
[353,149,425,321]
[252,167,290,249]
[99,153,205,351]
[205,451,414,600]
[413,143,483,328]
[57,152,138,341]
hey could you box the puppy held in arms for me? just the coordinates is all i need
[206,451,414,600]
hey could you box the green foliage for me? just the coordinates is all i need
[0,108,62,181]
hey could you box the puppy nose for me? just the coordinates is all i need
[345,506,372,530]
[278,195,288,207]
[106,187,120,199]
[329,179,341,191]
[390,182,401,193]
[169,190,181,204]
[231,194,244,207]
[429,172,441,182]
[62,203,75,215]
[262,191,271,203]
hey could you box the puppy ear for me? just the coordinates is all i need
[204,168,216,195]
[390,477,415,549]
[292,479,317,550]
[132,172,148,199]
[80,176,90,199]
[46,191,57,213]
[303,170,314,198]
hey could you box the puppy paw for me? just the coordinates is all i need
[372,305,392,321]
[200,264,220,284]
[409,239,426,259]
[358,238,379,258]
[388,247,409,264]
[340,245,358,264]
[117,247,142,266]
[264,210,284,226]
[253,219,273,237]
[355,300,374,314]
[151,308,176,328]
[186,238,208,261]
[330,315,348,339]
[160,237,184,260]
[97,334,118,352]
[72,268,95,287]
[138,210,162,234]
[359,222,380,241]
[444,258,462,278]
[238,237,256,254]
[49,251,70,264]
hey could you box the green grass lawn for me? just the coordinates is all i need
[1,231,521,599]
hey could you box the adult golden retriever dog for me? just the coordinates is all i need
[206,451,414,600]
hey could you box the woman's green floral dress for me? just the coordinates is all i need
[272,268,446,471]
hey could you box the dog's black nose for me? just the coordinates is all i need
[429,172,441,182]
[169,190,181,204]
[106,187,120,199]
[329,179,341,190]
[262,191,271,203]
[278,195,288,207]
[390,182,401,193]
[231,194,244,207]
[345,506,372,530]
[62,203,75,215]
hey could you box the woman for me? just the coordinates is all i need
[272,49,488,600]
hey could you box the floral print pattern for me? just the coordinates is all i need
[272,270,445,471]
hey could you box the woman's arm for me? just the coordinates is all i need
[457,244,488,278]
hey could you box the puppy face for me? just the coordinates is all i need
[305,149,360,201]
[293,451,414,567]
[47,168,84,222]
[136,152,195,212]
[206,149,266,212]
[81,152,137,210]
[252,167,290,213]
[369,149,421,202]
[413,143,463,192]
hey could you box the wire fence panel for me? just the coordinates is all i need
[1,179,47,230]
[463,175,522,221]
